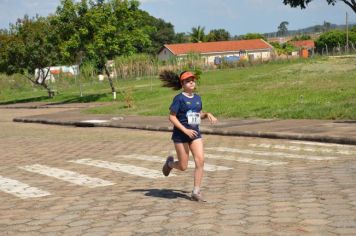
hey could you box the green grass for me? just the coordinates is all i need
[1,56,356,119]
[0,75,115,104]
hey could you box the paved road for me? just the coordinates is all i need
[1,109,356,235]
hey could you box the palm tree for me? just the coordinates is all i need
[190,26,206,43]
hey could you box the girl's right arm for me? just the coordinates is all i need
[169,112,198,139]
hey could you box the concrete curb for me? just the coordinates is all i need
[13,117,356,145]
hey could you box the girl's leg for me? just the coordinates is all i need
[171,142,190,171]
[189,138,204,194]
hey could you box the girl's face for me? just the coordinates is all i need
[182,78,196,92]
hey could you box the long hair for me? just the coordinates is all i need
[159,70,181,90]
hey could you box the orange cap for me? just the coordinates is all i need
[179,71,196,82]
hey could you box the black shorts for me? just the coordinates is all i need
[171,127,201,143]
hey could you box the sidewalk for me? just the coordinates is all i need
[3,102,356,145]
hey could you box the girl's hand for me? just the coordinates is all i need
[184,128,198,139]
[206,113,218,124]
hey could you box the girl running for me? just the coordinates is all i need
[160,70,218,202]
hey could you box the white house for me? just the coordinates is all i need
[158,39,274,64]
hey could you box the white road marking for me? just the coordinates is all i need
[207,147,338,161]
[249,143,353,155]
[19,164,114,188]
[204,154,287,166]
[0,175,51,199]
[117,154,232,171]
[69,159,173,179]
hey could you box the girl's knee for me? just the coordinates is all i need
[194,156,204,168]
[196,162,204,169]
[178,162,188,171]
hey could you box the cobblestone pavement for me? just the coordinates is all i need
[1,109,356,236]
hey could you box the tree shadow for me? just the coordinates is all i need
[49,93,109,105]
[333,120,356,124]
[130,188,191,200]
[0,96,49,105]
[0,93,109,105]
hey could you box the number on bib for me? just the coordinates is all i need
[187,111,201,125]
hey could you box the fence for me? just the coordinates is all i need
[111,53,210,81]
[316,42,356,56]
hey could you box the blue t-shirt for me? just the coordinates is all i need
[169,93,202,130]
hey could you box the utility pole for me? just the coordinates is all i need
[346,12,349,54]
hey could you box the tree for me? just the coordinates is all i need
[51,0,152,98]
[270,42,297,55]
[138,11,176,54]
[174,32,190,43]
[351,26,356,33]
[0,32,13,73]
[240,33,266,40]
[206,28,231,42]
[190,26,206,43]
[323,21,332,32]
[283,0,356,13]
[1,0,175,99]
[277,21,289,36]
[50,0,82,64]
[0,16,61,97]
[315,29,356,51]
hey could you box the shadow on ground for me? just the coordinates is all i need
[0,96,49,105]
[0,93,109,105]
[334,120,356,124]
[48,93,109,104]
[130,189,191,200]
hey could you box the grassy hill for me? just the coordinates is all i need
[1,56,355,120]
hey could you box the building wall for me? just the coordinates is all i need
[201,50,272,64]
[158,47,273,64]
[203,52,242,64]
[158,48,175,61]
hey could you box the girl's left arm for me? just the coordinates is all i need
[201,112,218,124]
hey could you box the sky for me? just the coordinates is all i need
[0,0,355,36]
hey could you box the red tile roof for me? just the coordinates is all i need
[289,40,315,49]
[163,39,273,55]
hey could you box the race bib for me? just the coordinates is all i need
[187,111,201,125]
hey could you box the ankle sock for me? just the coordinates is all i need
[193,186,200,194]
